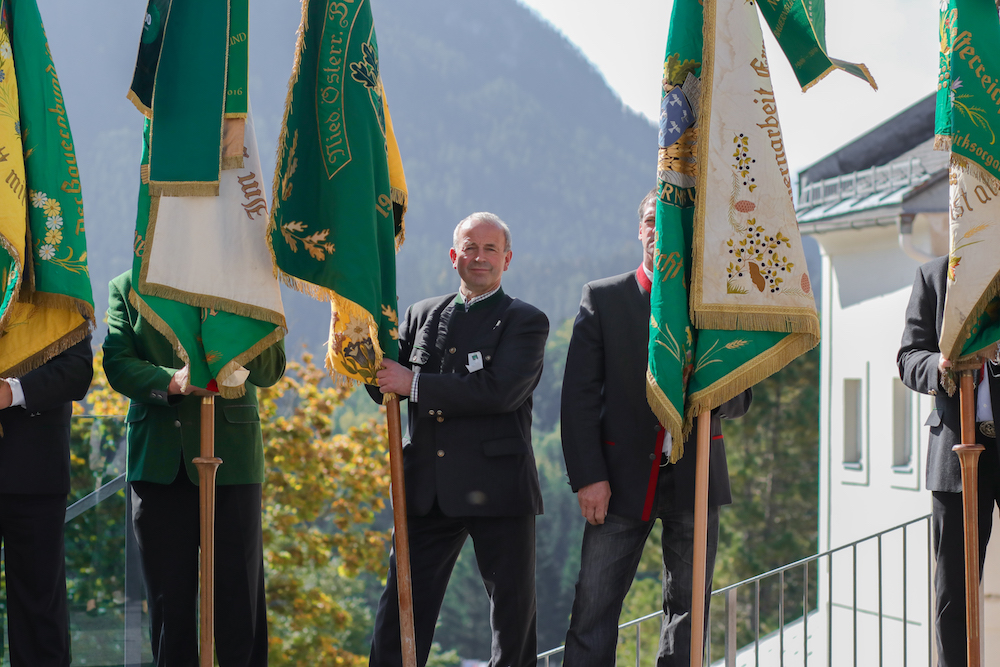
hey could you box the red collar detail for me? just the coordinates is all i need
[635,265,652,294]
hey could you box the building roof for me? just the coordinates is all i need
[798,93,936,187]
[794,93,948,234]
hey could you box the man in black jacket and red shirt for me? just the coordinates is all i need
[369,212,549,667]
[561,191,751,666]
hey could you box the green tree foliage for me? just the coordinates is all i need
[258,354,392,665]
[708,346,820,661]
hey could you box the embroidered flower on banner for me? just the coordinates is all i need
[43,198,61,217]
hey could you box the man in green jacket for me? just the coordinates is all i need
[103,271,285,667]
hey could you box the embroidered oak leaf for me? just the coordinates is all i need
[350,43,379,90]
[307,244,326,261]
[664,53,700,87]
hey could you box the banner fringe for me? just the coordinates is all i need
[682,331,819,437]
[149,181,220,197]
[799,62,878,93]
[947,269,1000,362]
[323,294,386,385]
[266,0,309,242]
[126,89,153,119]
[0,319,91,378]
[799,64,836,93]
[950,154,1000,192]
[220,155,245,171]
[934,134,952,152]
[645,372,685,463]
[215,324,286,399]
[129,287,191,372]
[691,308,821,337]
[139,279,288,329]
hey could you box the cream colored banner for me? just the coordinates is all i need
[692,0,818,335]
[939,165,1000,361]
[141,105,285,324]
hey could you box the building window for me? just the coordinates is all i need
[892,378,913,469]
[844,378,862,465]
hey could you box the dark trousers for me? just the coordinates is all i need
[0,493,70,667]
[369,505,537,667]
[130,471,268,667]
[563,469,720,667]
[932,435,1000,667]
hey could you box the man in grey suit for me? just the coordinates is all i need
[561,190,751,666]
[369,212,549,667]
[897,255,1000,667]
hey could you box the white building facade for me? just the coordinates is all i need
[796,93,1000,665]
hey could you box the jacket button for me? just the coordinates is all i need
[437,449,445,457]
[437,416,444,423]
[174,420,182,428]
[649,453,655,461]
[428,409,435,415]
[654,424,661,431]
[448,347,457,354]
[436,410,443,416]
[485,355,491,361]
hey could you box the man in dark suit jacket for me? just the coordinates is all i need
[897,254,1000,667]
[103,271,285,667]
[0,335,93,666]
[369,212,549,667]
[561,191,751,666]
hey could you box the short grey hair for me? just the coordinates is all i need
[638,188,658,220]
[453,212,512,252]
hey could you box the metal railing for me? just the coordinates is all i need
[537,514,933,666]
[0,414,150,665]
[797,158,927,209]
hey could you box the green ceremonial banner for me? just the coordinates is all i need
[269,0,406,386]
[935,0,1000,364]
[756,0,877,92]
[936,0,1000,184]
[0,0,93,379]
[129,0,250,196]
[128,0,286,398]
[647,0,823,459]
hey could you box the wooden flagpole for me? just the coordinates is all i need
[689,410,712,667]
[954,367,983,667]
[193,395,222,667]
[386,395,417,667]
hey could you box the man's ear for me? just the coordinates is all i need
[449,247,458,268]
[503,250,512,271]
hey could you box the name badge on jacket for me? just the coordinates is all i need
[466,352,484,373]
